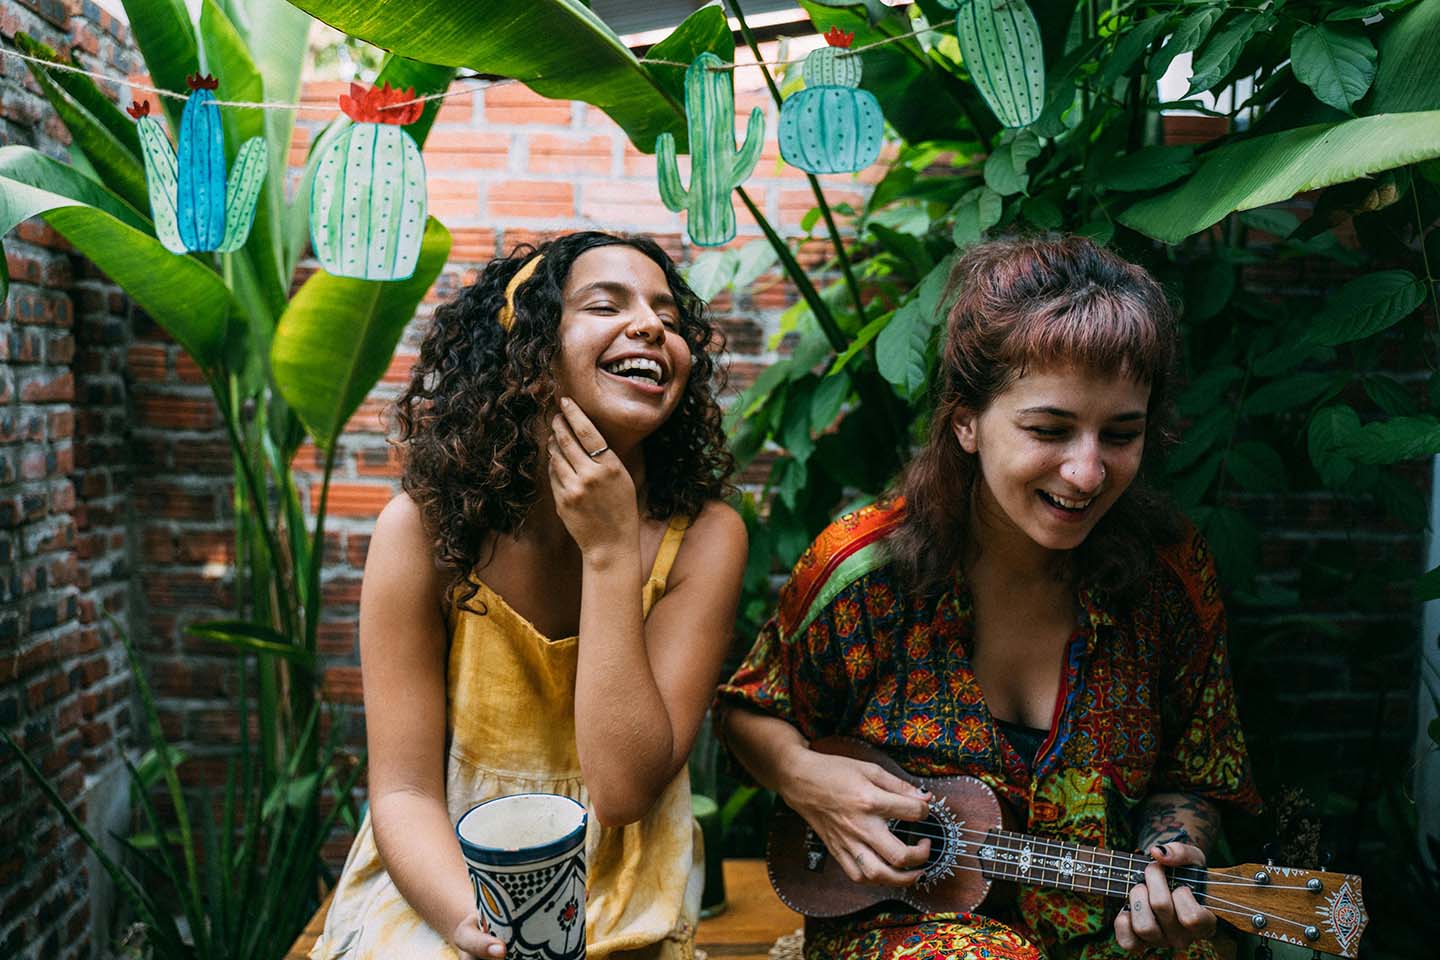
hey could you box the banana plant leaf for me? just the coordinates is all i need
[13,34,150,213]
[642,5,735,109]
[1118,111,1440,243]
[201,0,288,322]
[1367,0,1440,113]
[271,217,450,447]
[121,0,201,134]
[12,33,144,158]
[285,0,696,152]
[0,146,233,367]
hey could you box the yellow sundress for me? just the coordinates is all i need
[312,516,701,959]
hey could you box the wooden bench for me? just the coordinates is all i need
[286,859,800,960]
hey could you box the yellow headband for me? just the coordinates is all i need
[497,255,544,332]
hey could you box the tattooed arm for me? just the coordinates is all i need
[1113,792,1222,952]
[1133,791,1220,856]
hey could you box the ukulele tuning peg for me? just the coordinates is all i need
[1261,841,1279,867]
[1317,848,1334,871]
[1253,939,1274,960]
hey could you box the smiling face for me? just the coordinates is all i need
[552,245,693,451]
[952,365,1151,558]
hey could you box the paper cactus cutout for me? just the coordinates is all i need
[779,28,885,175]
[954,0,1046,128]
[655,53,765,247]
[128,76,268,254]
[309,82,428,280]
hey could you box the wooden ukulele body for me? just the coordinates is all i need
[765,736,1014,917]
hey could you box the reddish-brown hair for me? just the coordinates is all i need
[888,234,1183,598]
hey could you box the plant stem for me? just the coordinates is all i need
[1412,167,1440,372]
[214,372,297,644]
[728,0,868,327]
[736,187,846,352]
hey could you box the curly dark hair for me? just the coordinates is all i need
[888,234,1184,601]
[394,232,734,597]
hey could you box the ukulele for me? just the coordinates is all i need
[766,738,1369,958]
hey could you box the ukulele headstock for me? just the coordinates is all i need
[1205,862,1367,958]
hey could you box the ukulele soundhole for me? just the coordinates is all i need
[889,788,968,891]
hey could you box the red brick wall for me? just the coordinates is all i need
[1,2,139,957]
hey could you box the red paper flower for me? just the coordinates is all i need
[338,82,423,125]
[186,73,219,91]
[126,99,151,119]
[823,26,855,48]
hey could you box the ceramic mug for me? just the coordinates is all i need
[455,793,588,960]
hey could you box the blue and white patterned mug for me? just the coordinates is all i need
[455,793,587,960]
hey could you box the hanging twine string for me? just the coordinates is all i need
[640,19,957,70]
[0,44,502,113]
[1,17,956,114]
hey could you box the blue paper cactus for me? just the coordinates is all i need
[779,28,885,175]
[655,53,765,247]
[309,83,428,281]
[128,74,267,254]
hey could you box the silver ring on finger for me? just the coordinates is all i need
[587,445,609,459]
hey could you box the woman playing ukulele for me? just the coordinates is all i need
[719,236,1260,959]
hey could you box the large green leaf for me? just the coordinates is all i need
[1151,6,1222,82]
[1186,11,1275,96]
[201,0,287,324]
[287,0,691,152]
[1098,145,1195,191]
[1291,24,1375,115]
[13,33,143,158]
[1368,0,1440,113]
[121,0,201,134]
[0,146,232,367]
[876,254,952,398]
[272,218,450,447]
[1307,269,1426,346]
[1318,405,1440,464]
[14,35,149,213]
[1118,111,1440,243]
[643,5,735,109]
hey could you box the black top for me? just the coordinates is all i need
[994,715,1049,772]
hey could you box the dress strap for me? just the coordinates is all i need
[646,515,691,595]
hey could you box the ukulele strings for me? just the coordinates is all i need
[883,820,1325,893]
[854,853,1322,937]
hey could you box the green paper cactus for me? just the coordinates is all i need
[127,75,267,255]
[655,53,765,247]
[779,27,885,176]
[954,0,1046,128]
[310,83,428,281]
[802,32,863,88]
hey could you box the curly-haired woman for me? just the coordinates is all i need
[718,236,1260,959]
[312,233,748,960]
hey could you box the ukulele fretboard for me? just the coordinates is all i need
[975,829,1208,900]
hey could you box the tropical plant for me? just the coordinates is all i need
[207,0,1440,944]
[0,0,455,950]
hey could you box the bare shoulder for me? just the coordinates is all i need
[670,500,747,584]
[366,494,447,602]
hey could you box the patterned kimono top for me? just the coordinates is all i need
[718,501,1261,960]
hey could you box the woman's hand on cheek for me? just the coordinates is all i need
[1113,843,1216,952]
[548,397,639,561]
[451,913,506,958]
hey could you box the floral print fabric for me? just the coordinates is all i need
[718,500,1260,960]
